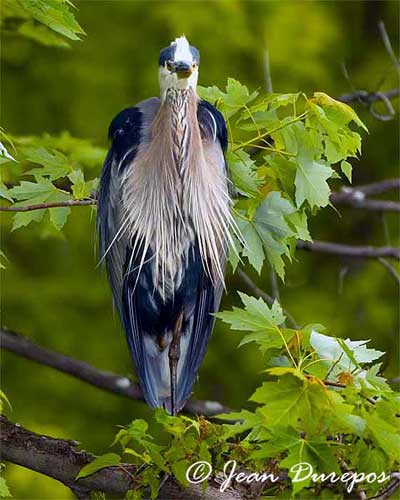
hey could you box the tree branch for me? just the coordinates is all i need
[331,196,400,213]
[331,182,400,213]
[1,179,398,214]
[350,178,400,196]
[0,199,95,212]
[0,415,247,500]
[297,241,400,260]
[0,328,230,417]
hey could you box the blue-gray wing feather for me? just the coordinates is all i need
[97,98,229,412]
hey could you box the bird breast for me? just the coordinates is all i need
[120,89,234,300]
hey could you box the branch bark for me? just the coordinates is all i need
[331,196,400,213]
[0,415,248,500]
[349,178,400,196]
[1,179,398,213]
[0,198,95,212]
[0,328,230,417]
[296,241,400,260]
[331,182,400,212]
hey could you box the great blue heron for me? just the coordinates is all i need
[97,36,237,415]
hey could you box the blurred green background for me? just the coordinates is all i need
[1,1,399,498]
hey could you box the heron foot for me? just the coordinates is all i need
[168,313,183,416]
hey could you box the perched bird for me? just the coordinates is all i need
[97,35,237,415]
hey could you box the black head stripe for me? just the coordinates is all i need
[190,46,200,64]
[159,45,176,66]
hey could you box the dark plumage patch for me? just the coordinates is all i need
[197,100,228,150]
[108,107,142,167]
[121,241,217,410]
[190,46,200,64]
[159,45,176,66]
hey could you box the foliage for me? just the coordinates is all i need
[1,0,84,48]
[198,80,365,278]
[77,293,399,498]
[0,475,12,499]
[0,133,101,231]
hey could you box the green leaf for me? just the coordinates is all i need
[7,179,73,230]
[286,210,312,241]
[310,330,384,378]
[126,419,151,440]
[237,218,264,273]
[365,415,400,461]
[226,149,259,197]
[49,207,71,230]
[76,453,121,479]
[340,160,352,183]
[12,209,46,231]
[141,468,161,499]
[215,292,285,336]
[250,375,333,433]
[0,183,14,203]
[7,179,57,200]
[68,169,95,199]
[252,191,296,278]
[22,146,72,180]
[18,0,85,41]
[311,92,368,132]
[363,364,391,392]
[18,21,70,48]
[198,78,257,117]
[267,93,300,111]
[357,445,387,477]
[295,154,333,209]
[0,477,12,498]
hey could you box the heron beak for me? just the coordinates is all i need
[174,61,192,79]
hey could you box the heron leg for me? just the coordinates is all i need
[169,313,183,416]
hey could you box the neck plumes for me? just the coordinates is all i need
[121,88,237,298]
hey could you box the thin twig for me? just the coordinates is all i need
[338,88,400,104]
[0,328,230,417]
[0,198,95,212]
[237,269,299,329]
[297,241,400,260]
[378,20,400,74]
[378,258,400,285]
[323,380,376,405]
[367,472,400,500]
[269,268,280,301]
[264,48,273,93]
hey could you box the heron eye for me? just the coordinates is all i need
[166,60,174,71]
[191,62,197,69]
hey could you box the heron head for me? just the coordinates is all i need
[159,35,200,101]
